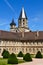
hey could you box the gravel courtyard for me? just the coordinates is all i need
[18,58,43,65]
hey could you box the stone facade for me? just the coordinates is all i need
[0,7,43,56]
[0,40,43,56]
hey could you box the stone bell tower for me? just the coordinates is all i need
[18,7,30,32]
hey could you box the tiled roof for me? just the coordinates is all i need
[0,30,43,41]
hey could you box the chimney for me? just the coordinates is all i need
[36,31,39,37]
[22,31,24,38]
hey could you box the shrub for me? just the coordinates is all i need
[17,51,24,57]
[8,53,18,64]
[23,53,32,62]
[35,51,42,58]
[2,49,6,56]
[3,50,10,58]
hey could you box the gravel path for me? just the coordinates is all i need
[18,58,43,65]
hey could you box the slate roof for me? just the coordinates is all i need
[10,19,16,26]
[18,8,27,20]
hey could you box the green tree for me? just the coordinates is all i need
[35,51,42,58]
[17,51,24,57]
[8,53,18,64]
[23,53,32,62]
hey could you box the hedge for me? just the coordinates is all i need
[17,51,24,57]
[8,53,18,64]
[23,53,32,62]
[35,51,42,58]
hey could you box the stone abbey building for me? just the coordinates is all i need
[0,8,43,56]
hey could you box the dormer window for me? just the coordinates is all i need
[16,30,17,32]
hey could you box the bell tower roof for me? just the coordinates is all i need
[18,7,27,20]
[10,19,16,26]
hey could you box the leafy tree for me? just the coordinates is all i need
[17,51,24,57]
[23,53,32,62]
[35,51,42,58]
[8,53,18,64]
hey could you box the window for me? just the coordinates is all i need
[9,48,11,51]
[29,48,31,52]
[23,19,24,21]
[29,42,32,45]
[6,48,8,51]
[41,48,42,52]
[12,48,13,51]
[26,42,27,45]
[22,48,24,52]
[41,42,42,44]
[33,42,34,44]
[14,48,16,51]
[33,48,35,53]
[37,48,38,50]
[26,48,27,51]
[37,42,38,45]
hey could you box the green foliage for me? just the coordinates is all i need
[8,53,18,64]
[3,50,10,58]
[35,51,42,58]
[17,51,24,57]
[23,53,32,62]
[2,49,10,58]
[0,58,12,65]
[18,59,25,63]
[0,58,24,65]
[31,54,35,58]
[2,49,6,56]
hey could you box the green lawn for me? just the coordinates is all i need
[18,59,25,63]
[31,54,35,58]
[0,58,11,65]
[0,58,25,65]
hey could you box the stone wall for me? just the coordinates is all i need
[0,40,43,56]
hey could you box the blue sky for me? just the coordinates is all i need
[0,0,43,31]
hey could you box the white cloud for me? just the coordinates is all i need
[4,0,14,12]
[32,17,39,21]
[30,17,39,22]
[0,23,8,26]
